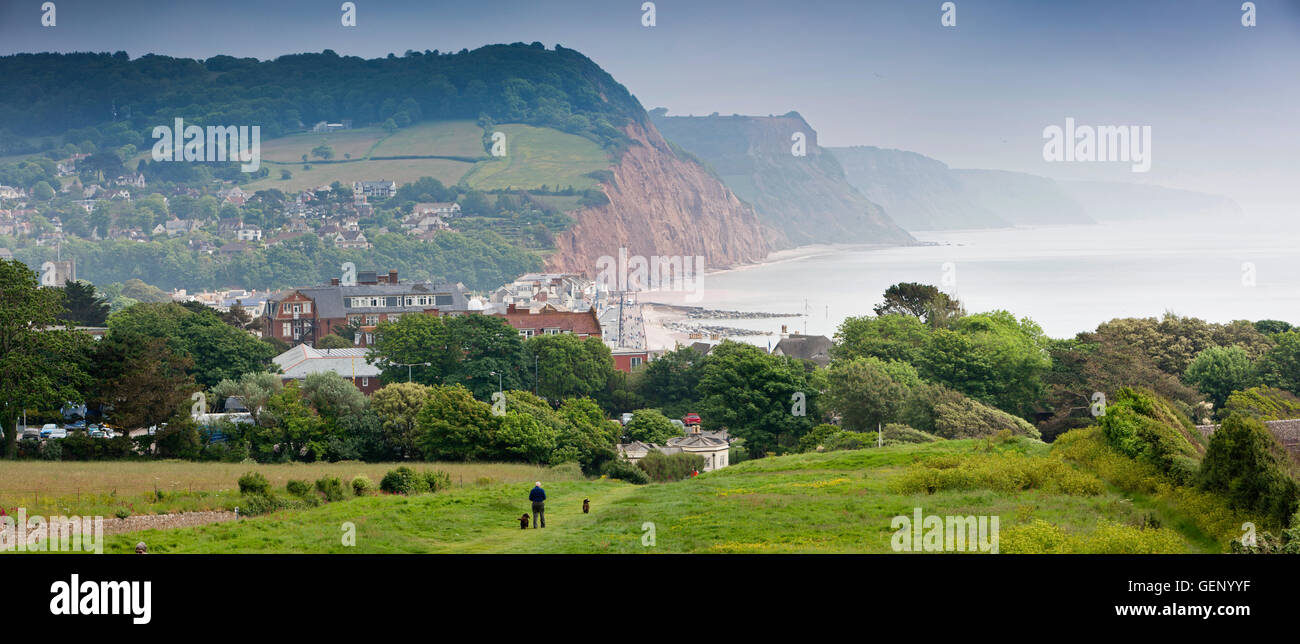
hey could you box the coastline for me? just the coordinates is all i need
[640,242,887,350]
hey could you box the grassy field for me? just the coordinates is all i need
[86,434,1252,554]
[245,158,475,193]
[368,120,485,158]
[462,124,609,191]
[259,128,390,163]
[0,460,574,519]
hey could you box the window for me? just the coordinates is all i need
[386,296,398,307]
[282,322,291,336]
[435,294,453,306]
[388,313,400,322]
[630,357,643,368]
[361,377,369,387]
[292,304,301,314]
[520,329,535,338]
[349,315,361,324]
[302,302,311,313]
[366,315,379,325]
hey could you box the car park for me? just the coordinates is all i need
[40,424,67,439]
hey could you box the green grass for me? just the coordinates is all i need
[94,437,1243,554]
[259,128,390,163]
[245,158,474,193]
[368,120,486,158]
[462,124,610,191]
[0,460,573,519]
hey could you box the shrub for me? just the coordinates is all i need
[421,470,452,493]
[1001,519,1187,554]
[40,439,62,461]
[728,446,749,465]
[1053,426,1255,546]
[315,476,346,502]
[601,458,649,484]
[380,466,419,494]
[1098,387,1203,483]
[1199,413,1300,527]
[891,452,1104,496]
[351,475,374,496]
[286,479,313,498]
[237,471,270,495]
[637,451,706,482]
[549,462,585,480]
[114,507,131,519]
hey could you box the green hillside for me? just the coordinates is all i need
[242,120,609,195]
[462,124,610,192]
[105,431,1253,554]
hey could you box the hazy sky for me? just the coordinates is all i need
[2,0,1298,209]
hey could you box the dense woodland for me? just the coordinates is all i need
[0,43,645,156]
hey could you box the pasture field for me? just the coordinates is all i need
[462,124,609,191]
[93,434,1251,554]
[259,128,390,163]
[245,158,474,193]
[368,120,486,158]
[0,460,574,519]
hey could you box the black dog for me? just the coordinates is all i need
[582,498,590,514]
[519,513,530,529]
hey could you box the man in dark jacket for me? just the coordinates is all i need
[529,482,546,528]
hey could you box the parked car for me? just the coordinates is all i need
[21,426,40,441]
[682,413,702,426]
[40,424,67,439]
[64,419,86,431]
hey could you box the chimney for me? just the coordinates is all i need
[331,278,339,286]
[388,269,398,283]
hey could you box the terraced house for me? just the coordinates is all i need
[262,269,472,346]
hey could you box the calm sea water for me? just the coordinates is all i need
[646,216,1300,346]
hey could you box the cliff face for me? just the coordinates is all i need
[650,111,914,247]
[546,122,771,276]
[831,146,1008,230]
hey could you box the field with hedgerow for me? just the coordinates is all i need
[92,415,1283,553]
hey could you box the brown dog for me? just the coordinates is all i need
[582,498,590,514]
[519,513,530,529]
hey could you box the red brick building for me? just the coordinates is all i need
[491,303,602,340]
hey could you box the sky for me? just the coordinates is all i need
[1,0,1298,210]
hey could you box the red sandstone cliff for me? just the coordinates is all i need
[546,123,771,276]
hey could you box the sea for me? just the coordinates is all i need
[643,215,1300,347]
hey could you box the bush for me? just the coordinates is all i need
[1199,413,1300,527]
[601,458,649,484]
[238,471,270,495]
[315,476,346,502]
[891,452,1104,496]
[286,479,313,498]
[380,466,419,494]
[549,462,585,480]
[351,475,374,496]
[421,470,452,493]
[1001,519,1187,554]
[1098,387,1203,483]
[40,439,62,461]
[637,451,706,482]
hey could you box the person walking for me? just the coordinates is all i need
[529,481,546,528]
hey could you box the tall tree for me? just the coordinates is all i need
[57,280,110,326]
[0,259,91,457]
